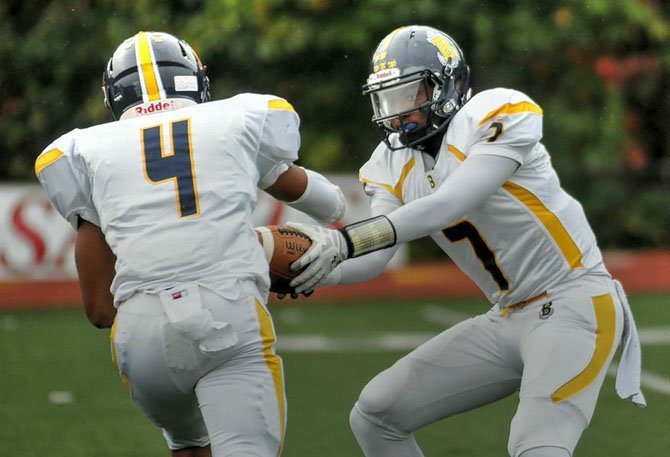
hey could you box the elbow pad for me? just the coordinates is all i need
[288,168,346,224]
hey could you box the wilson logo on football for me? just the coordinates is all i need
[285,241,308,253]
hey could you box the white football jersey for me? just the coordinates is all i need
[360,88,608,307]
[35,94,301,304]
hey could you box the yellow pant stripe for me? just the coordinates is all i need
[255,300,285,456]
[109,319,132,395]
[551,293,616,403]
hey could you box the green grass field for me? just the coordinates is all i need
[1,294,668,456]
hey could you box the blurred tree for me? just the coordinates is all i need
[1,0,668,248]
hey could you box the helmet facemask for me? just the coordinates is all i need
[365,69,453,151]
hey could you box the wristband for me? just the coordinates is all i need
[339,215,396,258]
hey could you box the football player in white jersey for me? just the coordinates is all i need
[288,26,645,457]
[34,31,345,457]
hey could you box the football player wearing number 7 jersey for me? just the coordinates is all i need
[35,31,345,457]
[288,25,645,457]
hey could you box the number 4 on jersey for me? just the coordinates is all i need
[141,119,199,217]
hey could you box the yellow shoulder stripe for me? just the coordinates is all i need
[268,99,295,112]
[478,101,543,127]
[448,144,466,161]
[502,180,583,269]
[360,157,415,204]
[34,148,64,176]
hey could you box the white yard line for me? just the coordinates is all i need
[277,305,670,397]
[608,363,670,396]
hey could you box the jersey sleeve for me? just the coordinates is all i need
[255,97,301,189]
[467,89,543,166]
[34,131,100,229]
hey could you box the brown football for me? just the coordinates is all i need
[255,225,312,294]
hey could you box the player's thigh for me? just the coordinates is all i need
[356,310,521,433]
[113,296,209,450]
[509,280,623,456]
[196,287,286,457]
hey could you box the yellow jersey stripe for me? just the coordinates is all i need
[551,294,616,403]
[255,300,286,456]
[448,144,466,161]
[110,319,132,395]
[478,101,543,127]
[503,181,583,269]
[268,99,295,112]
[360,157,415,204]
[34,148,64,176]
[136,32,161,101]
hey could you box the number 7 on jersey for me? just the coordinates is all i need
[141,119,200,217]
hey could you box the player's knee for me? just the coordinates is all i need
[508,398,584,457]
[349,402,376,437]
[518,446,571,457]
[356,360,411,417]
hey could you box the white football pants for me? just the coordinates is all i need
[111,280,286,456]
[350,274,625,457]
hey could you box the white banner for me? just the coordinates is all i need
[0,177,405,281]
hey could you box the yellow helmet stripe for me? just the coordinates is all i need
[135,32,163,102]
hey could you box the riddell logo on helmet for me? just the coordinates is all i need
[134,100,177,116]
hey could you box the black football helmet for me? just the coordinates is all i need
[102,31,210,120]
[362,26,470,151]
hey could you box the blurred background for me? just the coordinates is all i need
[1,1,669,456]
[2,0,669,247]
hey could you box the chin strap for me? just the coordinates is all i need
[339,215,397,258]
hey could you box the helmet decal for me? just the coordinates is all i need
[135,32,166,103]
[372,26,405,73]
[425,29,457,66]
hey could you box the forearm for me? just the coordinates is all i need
[266,166,345,224]
[75,220,117,328]
[391,154,516,242]
[287,168,345,223]
[329,245,399,284]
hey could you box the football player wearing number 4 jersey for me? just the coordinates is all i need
[288,26,645,457]
[35,32,345,457]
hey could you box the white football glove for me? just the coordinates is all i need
[287,222,349,294]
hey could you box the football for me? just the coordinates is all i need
[255,225,312,294]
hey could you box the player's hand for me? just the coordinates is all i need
[287,222,348,294]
